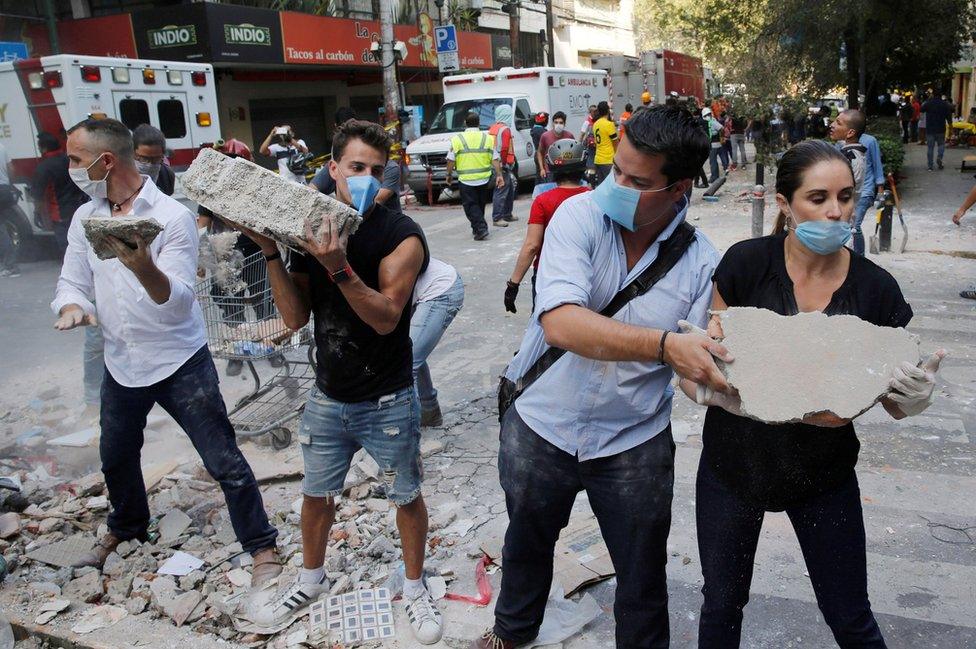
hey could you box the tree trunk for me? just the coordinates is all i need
[379,0,401,139]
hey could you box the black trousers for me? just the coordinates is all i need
[494,407,675,648]
[459,182,492,237]
[100,346,278,554]
[696,460,886,648]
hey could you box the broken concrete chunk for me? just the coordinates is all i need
[82,216,164,261]
[26,534,94,568]
[0,512,20,539]
[717,307,920,423]
[158,509,192,544]
[62,570,103,603]
[181,148,362,247]
[70,604,127,634]
[165,590,206,627]
[34,599,71,625]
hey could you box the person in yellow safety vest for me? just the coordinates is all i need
[445,112,504,241]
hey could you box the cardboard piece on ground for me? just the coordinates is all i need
[158,551,205,576]
[25,534,94,568]
[553,515,615,597]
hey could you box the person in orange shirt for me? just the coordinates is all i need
[489,104,519,226]
[619,103,634,137]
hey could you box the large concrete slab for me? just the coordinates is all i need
[180,148,361,246]
[81,217,163,260]
[718,306,920,423]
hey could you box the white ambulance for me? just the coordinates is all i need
[404,67,609,204]
[0,54,220,251]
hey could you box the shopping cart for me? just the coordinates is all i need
[195,247,316,450]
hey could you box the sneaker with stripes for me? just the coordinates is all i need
[250,576,330,628]
[404,585,443,644]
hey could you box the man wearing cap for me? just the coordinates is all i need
[702,107,726,183]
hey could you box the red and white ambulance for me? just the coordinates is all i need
[0,54,220,250]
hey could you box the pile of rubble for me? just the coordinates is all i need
[1,389,468,646]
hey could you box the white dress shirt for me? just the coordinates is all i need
[52,178,206,388]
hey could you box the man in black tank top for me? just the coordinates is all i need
[239,121,443,643]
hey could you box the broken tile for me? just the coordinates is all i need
[47,427,99,447]
[718,307,920,423]
[25,534,94,568]
[158,509,191,544]
[143,459,181,492]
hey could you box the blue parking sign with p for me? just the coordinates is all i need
[434,25,458,54]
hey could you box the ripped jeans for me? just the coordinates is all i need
[299,385,422,506]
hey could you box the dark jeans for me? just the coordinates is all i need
[909,120,918,141]
[491,168,516,222]
[459,181,492,236]
[494,408,675,648]
[697,461,886,648]
[927,132,946,169]
[100,346,278,554]
[0,201,19,272]
[901,120,911,143]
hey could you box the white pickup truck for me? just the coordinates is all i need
[404,67,608,204]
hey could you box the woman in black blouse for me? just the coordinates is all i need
[681,140,944,648]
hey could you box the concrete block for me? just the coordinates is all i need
[181,148,361,245]
[81,217,164,261]
[718,307,920,423]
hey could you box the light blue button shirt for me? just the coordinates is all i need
[505,191,719,461]
[859,133,885,197]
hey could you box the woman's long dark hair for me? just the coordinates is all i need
[772,140,855,234]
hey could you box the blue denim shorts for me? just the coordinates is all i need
[298,385,423,506]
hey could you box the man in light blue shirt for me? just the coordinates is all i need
[852,131,885,255]
[468,107,733,649]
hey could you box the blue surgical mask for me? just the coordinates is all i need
[787,209,852,255]
[338,168,382,214]
[592,168,674,232]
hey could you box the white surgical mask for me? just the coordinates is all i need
[553,123,565,134]
[69,153,110,199]
[136,160,161,182]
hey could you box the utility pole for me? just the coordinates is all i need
[378,0,401,139]
[503,1,521,68]
[43,0,60,54]
[545,0,555,66]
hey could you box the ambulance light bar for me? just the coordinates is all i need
[112,67,130,84]
[167,70,183,85]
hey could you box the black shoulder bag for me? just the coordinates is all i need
[497,221,697,422]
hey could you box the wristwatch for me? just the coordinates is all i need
[330,264,353,284]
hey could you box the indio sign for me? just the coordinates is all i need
[224,23,271,46]
[147,24,197,49]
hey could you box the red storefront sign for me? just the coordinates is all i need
[25,14,138,58]
[279,12,492,70]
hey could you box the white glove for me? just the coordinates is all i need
[677,319,741,414]
[887,350,945,416]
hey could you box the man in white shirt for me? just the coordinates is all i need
[259,125,309,184]
[51,118,281,587]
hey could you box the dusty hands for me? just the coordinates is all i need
[300,215,350,273]
[667,319,733,393]
[227,218,277,256]
[54,304,97,331]
[105,234,155,276]
[887,350,945,416]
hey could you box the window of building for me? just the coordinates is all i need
[118,99,150,131]
[157,99,187,139]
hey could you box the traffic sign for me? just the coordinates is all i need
[434,25,457,54]
[0,42,28,62]
[434,24,459,73]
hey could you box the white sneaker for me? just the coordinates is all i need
[404,585,443,644]
[250,576,329,628]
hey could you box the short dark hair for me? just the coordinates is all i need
[625,103,633,112]
[623,106,709,183]
[334,106,358,126]
[132,123,166,149]
[553,167,585,184]
[464,112,480,127]
[839,109,866,137]
[37,132,60,153]
[67,118,134,160]
[552,111,566,122]
[331,119,391,161]
[597,101,610,117]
